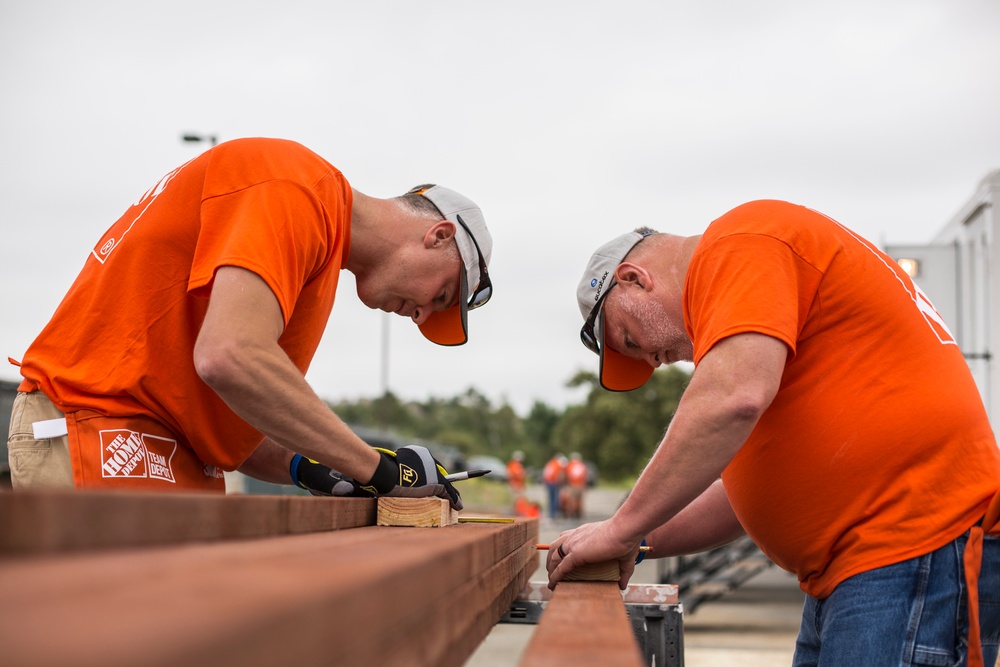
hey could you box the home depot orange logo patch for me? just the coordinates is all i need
[100,429,178,483]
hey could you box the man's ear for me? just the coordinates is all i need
[614,262,653,291]
[423,220,456,249]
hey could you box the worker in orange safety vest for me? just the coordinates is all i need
[564,452,589,519]
[542,454,567,519]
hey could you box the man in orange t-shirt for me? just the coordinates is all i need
[8,138,494,508]
[549,200,1000,666]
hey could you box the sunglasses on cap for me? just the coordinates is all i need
[456,214,492,310]
[580,282,615,355]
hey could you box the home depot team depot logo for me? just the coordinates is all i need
[100,429,178,483]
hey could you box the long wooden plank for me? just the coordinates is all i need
[519,581,645,667]
[0,490,376,555]
[0,517,538,667]
[350,536,538,667]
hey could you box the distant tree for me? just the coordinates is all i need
[551,366,690,482]
[325,365,691,485]
[523,400,561,466]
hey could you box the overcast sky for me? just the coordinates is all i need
[2,1,999,415]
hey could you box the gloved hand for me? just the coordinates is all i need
[367,445,464,511]
[290,446,463,511]
[290,454,374,497]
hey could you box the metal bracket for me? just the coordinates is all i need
[627,603,685,667]
[500,599,546,625]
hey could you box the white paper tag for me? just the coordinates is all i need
[32,418,68,439]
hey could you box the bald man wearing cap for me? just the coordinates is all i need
[9,137,492,508]
[548,200,1000,666]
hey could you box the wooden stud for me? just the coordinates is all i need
[0,491,539,667]
[520,581,645,667]
[0,491,377,555]
[376,496,458,527]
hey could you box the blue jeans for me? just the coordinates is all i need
[546,483,561,518]
[793,531,1000,666]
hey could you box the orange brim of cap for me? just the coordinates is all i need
[418,265,470,346]
[599,341,654,392]
[419,303,469,346]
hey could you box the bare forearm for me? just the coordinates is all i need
[238,438,296,484]
[194,267,380,483]
[645,480,745,556]
[610,334,787,547]
[612,384,760,545]
[548,333,787,590]
[198,341,380,482]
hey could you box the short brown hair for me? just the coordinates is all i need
[398,184,444,219]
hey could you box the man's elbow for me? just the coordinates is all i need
[726,390,773,426]
[193,337,246,392]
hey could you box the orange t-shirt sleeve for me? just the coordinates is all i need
[189,180,332,325]
[686,233,822,364]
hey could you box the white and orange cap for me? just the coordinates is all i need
[412,185,493,346]
[576,229,656,391]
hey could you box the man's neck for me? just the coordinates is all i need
[347,191,405,276]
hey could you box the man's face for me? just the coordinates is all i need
[355,243,461,325]
[602,286,693,367]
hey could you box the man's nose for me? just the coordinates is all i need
[410,305,431,325]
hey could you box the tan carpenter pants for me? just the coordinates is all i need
[7,391,73,489]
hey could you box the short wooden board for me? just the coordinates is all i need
[376,496,458,527]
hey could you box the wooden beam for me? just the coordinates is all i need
[519,582,645,667]
[0,492,538,667]
[0,490,376,555]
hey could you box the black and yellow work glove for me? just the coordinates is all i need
[290,445,463,511]
[364,445,464,511]
[290,454,373,498]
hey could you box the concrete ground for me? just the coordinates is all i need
[465,485,804,667]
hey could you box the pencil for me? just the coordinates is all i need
[536,543,652,552]
[444,469,491,482]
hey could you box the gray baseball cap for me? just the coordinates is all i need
[577,229,656,391]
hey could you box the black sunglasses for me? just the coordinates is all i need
[580,282,615,355]
[455,214,492,310]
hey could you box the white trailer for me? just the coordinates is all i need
[885,169,999,425]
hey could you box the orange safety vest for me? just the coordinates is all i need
[506,460,526,489]
[566,460,588,487]
[542,459,564,485]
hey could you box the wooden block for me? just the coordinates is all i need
[520,581,645,667]
[376,496,457,527]
[564,559,621,582]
